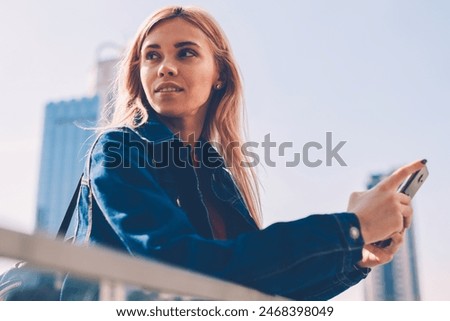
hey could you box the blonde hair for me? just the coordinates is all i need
[105,6,262,227]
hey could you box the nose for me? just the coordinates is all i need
[158,59,178,77]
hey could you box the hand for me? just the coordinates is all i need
[357,232,404,268]
[347,159,425,244]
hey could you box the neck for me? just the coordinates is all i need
[157,112,206,145]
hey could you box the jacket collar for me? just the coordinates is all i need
[136,111,176,143]
[135,109,225,167]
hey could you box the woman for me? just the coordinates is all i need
[69,6,424,300]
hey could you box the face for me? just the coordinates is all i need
[140,18,220,121]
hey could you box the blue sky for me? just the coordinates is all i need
[0,0,449,300]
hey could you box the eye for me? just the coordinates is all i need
[178,48,197,59]
[145,51,160,60]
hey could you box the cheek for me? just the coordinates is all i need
[190,65,217,97]
[195,76,214,96]
[140,68,155,99]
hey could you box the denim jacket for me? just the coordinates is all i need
[69,117,369,300]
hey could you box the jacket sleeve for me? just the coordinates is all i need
[284,265,370,300]
[88,131,369,300]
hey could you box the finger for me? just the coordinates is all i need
[401,204,413,219]
[390,231,403,243]
[397,192,411,205]
[403,205,414,229]
[389,232,404,252]
[404,215,412,229]
[380,159,426,191]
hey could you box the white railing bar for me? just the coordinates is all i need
[0,228,286,301]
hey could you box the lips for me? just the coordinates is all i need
[155,82,183,93]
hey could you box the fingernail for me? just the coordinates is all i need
[421,159,427,164]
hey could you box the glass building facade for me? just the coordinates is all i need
[35,52,119,236]
[35,97,99,235]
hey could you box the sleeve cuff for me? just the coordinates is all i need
[332,212,366,271]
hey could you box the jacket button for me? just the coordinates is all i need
[176,197,181,207]
[349,226,360,240]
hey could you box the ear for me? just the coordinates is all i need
[219,69,227,82]
[214,70,226,89]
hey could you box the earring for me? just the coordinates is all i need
[215,83,222,90]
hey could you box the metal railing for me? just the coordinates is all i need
[0,227,285,300]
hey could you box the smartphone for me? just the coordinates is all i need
[373,165,429,248]
[398,165,429,198]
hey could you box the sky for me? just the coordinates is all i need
[0,0,449,300]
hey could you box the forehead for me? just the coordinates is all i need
[142,18,211,49]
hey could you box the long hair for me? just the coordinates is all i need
[105,6,262,227]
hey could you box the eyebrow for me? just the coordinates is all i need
[174,41,200,48]
[143,41,200,50]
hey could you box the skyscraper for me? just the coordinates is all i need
[35,52,120,235]
[364,174,421,300]
[35,96,99,235]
